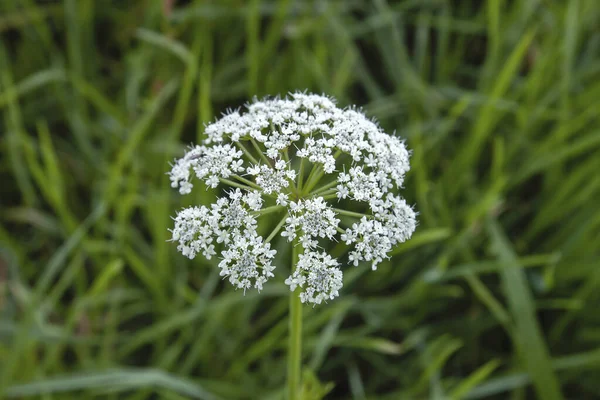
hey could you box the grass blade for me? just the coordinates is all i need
[487,218,564,400]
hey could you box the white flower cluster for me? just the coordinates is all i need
[171,189,276,292]
[285,252,342,305]
[169,92,416,304]
[281,198,340,249]
[170,144,244,193]
[248,160,296,195]
[342,194,415,269]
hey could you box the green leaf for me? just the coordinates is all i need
[487,219,564,400]
[5,369,221,400]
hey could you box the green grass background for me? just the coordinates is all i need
[1,0,599,399]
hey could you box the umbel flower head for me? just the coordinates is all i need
[169,93,416,304]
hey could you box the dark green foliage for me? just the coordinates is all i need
[1,0,599,399]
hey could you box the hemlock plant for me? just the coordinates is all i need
[168,92,416,398]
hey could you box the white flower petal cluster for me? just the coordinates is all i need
[171,189,275,291]
[285,252,342,305]
[342,194,416,269]
[248,160,296,195]
[281,198,340,249]
[169,92,417,304]
[170,144,244,193]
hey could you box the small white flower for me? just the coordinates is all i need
[287,251,343,305]
[244,191,263,211]
[253,164,291,195]
[247,165,260,175]
[282,197,340,253]
[277,193,289,206]
[169,92,416,304]
[275,159,287,170]
[336,185,349,200]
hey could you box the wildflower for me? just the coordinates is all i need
[169,92,416,304]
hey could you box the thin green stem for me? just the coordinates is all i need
[309,181,338,196]
[235,141,259,164]
[321,193,338,201]
[250,138,272,166]
[305,170,325,194]
[302,163,320,194]
[253,204,285,217]
[333,208,370,219]
[265,213,288,242]
[222,175,279,200]
[287,239,303,400]
[231,174,262,191]
[297,157,305,192]
[282,147,290,163]
[219,178,255,192]
[304,149,344,194]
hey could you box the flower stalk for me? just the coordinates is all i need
[287,238,303,400]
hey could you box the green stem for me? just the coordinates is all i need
[250,138,272,165]
[287,239,303,400]
[303,149,343,194]
[297,157,305,192]
[333,208,369,219]
[265,213,288,242]
[321,193,338,201]
[304,167,325,194]
[282,147,290,163]
[235,141,259,164]
[302,164,319,193]
[254,204,285,217]
[309,180,338,196]
[219,178,255,192]
[231,174,262,190]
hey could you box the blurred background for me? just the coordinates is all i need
[1,0,599,399]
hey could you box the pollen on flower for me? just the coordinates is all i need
[169,92,416,304]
